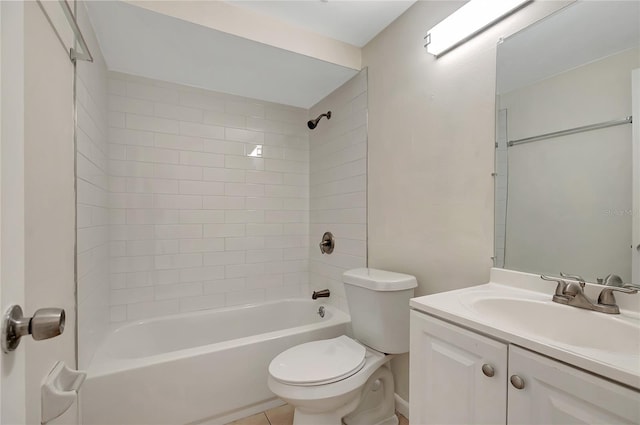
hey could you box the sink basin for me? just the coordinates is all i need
[465,296,640,356]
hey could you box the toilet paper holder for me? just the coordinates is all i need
[1,305,65,353]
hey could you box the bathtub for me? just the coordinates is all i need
[81,299,350,425]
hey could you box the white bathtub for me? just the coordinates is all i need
[81,299,350,425]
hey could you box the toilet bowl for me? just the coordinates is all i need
[268,336,397,425]
[267,268,417,425]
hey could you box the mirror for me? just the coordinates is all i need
[494,1,640,283]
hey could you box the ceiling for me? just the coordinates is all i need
[86,1,415,108]
[226,0,416,47]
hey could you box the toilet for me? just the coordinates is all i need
[268,268,417,425]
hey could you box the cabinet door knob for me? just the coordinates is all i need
[481,364,495,377]
[510,375,525,390]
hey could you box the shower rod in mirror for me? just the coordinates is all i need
[508,116,633,147]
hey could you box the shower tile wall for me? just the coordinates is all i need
[76,3,110,368]
[107,73,310,322]
[309,70,368,312]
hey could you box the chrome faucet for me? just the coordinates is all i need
[541,273,638,314]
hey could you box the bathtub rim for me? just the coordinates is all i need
[87,298,350,377]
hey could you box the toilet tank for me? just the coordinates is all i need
[343,268,417,354]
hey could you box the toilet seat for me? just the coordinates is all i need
[269,336,366,386]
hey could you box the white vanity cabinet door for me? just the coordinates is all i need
[508,345,640,424]
[409,311,508,425]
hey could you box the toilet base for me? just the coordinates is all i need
[289,363,397,425]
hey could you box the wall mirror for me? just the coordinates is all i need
[494,1,640,284]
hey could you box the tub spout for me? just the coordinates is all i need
[312,289,330,300]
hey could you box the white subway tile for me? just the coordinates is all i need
[203,110,246,128]
[202,139,245,155]
[246,223,283,236]
[225,155,265,171]
[154,133,203,152]
[155,282,203,300]
[180,266,225,282]
[127,113,179,134]
[154,253,202,270]
[203,167,245,183]
[155,224,202,239]
[224,210,264,224]
[224,183,264,197]
[110,287,154,305]
[180,151,224,167]
[224,237,265,251]
[109,127,155,147]
[246,197,283,210]
[154,269,180,285]
[203,196,245,210]
[203,251,246,266]
[203,278,245,294]
[179,91,225,112]
[245,170,283,185]
[154,194,202,209]
[153,163,203,181]
[179,238,225,253]
[246,274,283,289]
[246,249,283,264]
[179,181,224,196]
[109,95,154,115]
[180,210,225,224]
[225,128,264,143]
[225,101,264,118]
[203,223,245,238]
[225,289,265,306]
[125,146,180,164]
[154,103,203,122]
[126,81,179,103]
[180,121,224,139]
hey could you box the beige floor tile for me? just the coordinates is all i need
[265,403,295,425]
[228,412,271,425]
[398,412,409,425]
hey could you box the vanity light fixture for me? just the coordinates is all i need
[424,0,532,57]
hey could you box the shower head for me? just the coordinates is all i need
[307,111,331,130]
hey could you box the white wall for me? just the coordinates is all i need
[308,70,368,313]
[106,73,310,322]
[502,48,638,282]
[76,1,110,369]
[361,0,571,403]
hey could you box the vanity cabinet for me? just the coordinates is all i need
[410,311,640,425]
[409,311,508,424]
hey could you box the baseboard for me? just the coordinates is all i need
[394,393,409,418]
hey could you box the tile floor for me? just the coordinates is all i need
[227,404,409,425]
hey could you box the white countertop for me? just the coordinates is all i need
[410,268,640,390]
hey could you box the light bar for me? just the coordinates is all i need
[425,0,532,57]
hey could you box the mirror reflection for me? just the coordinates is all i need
[495,1,640,283]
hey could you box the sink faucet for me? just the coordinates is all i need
[541,274,638,314]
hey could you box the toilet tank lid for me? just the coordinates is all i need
[343,268,417,291]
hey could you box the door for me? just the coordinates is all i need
[1,1,77,424]
[409,311,508,425]
[508,345,640,424]
[632,68,639,283]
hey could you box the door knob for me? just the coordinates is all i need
[2,305,65,353]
